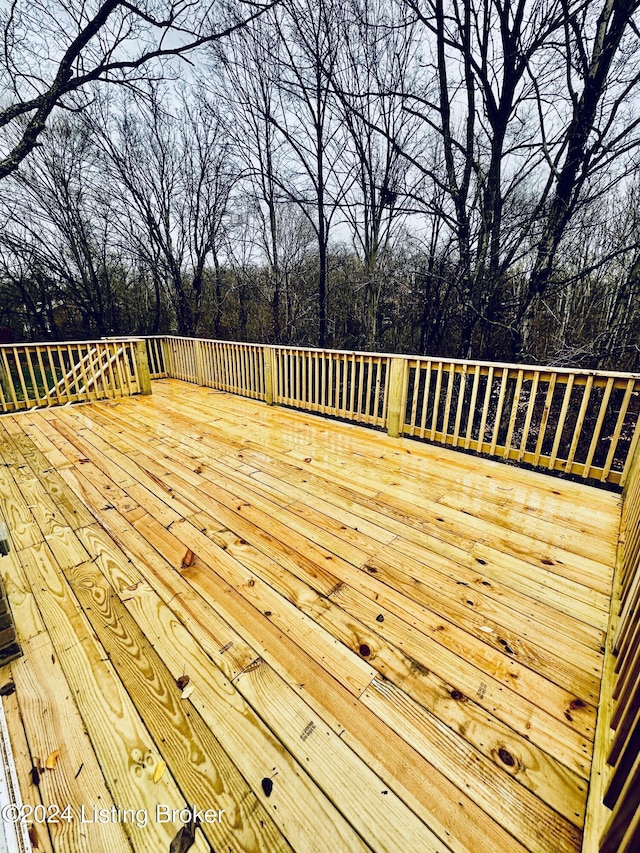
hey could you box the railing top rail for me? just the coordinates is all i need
[0,337,144,350]
[146,336,398,360]
[146,335,266,349]
[400,355,640,381]
[149,335,640,381]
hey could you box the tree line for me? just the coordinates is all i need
[2,0,640,369]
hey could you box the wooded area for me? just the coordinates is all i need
[2,0,640,369]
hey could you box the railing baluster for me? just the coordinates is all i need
[430,362,443,441]
[490,368,509,456]
[24,347,42,407]
[0,348,16,410]
[419,361,431,440]
[603,379,636,482]
[365,356,374,423]
[619,417,640,490]
[452,364,467,446]
[120,340,132,395]
[442,363,456,442]
[477,366,494,453]
[409,361,420,435]
[349,353,362,421]
[0,359,9,412]
[47,347,60,405]
[105,343,118,396]
[464,364,480,450]
[548,375,575,471]
[518,372,539,461]
[12,346,30,407]
[565,374,594,473]
[533,374,556,466]
[503,369,524,459]
[379,358,389,427]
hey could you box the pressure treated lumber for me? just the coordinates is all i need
[14,543,211,852]
[0,379,622,853]
[70,416,592,756]
[1,688,56,853]
[9,634,133,853]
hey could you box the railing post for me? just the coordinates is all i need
[194,339,204,386]
[134,340,152,395]
[387,356,407,438]
[263,346,275,405]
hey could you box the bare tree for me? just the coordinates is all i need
[179,89,237,334]
[255,0,352,347]
[88,87,235,334]
[520,0,640,347]
[0,115,135,336]
[216,17,291,341]
[389,0,640,360]
[0,0,277,181]
[332,0,422,348]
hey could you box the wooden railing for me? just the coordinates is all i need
[145,336,169,380]
[400,358,640,486]
[583,440,640,853]
[271,346,389,426]
[147,337,640,488]
[0,339,151,413]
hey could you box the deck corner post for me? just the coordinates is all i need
[263,346,275,405]
[387,356,407,438]
[134,340,152,396]
[194,339,204,386]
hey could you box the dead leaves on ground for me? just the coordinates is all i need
[181,549,195,568]
[176,673,195,700]
[153,760,166,783]
[170,815,200,853]
[45,750,60,769]
[30,750,60,784]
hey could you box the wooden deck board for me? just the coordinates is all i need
[0,379,621,853]
[1,685,57,853]
[14,543,212,852]
[9,634,134,853]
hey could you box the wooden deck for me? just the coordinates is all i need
[0,378,622,853]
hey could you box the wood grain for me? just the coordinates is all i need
[0,379,623,853]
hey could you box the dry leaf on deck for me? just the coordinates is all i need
[181,549,195,568]
[28,824,40,849]
[153,760,166,783]
[45,750,60,769]
[176,674,190,691]
[169,816,199,853]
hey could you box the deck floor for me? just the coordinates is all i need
[0,379,621,853]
